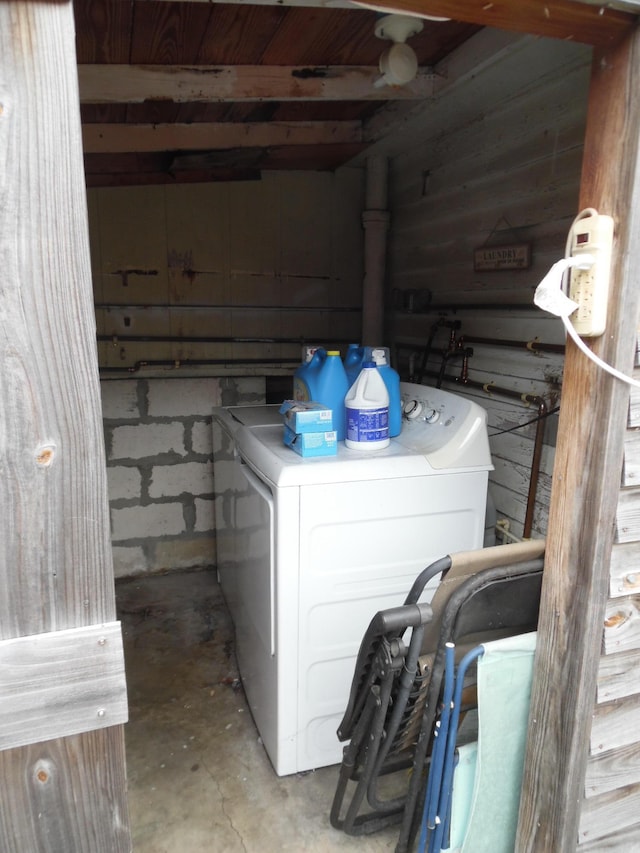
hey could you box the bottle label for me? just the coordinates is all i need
[346,407,389,442]
[293,377,311,402]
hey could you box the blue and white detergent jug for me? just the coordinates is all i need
[369,347,402,437]
[314,350,350,441]
[293,346,326,401]
[345,361,390,451]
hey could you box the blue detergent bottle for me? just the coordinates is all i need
[314,350,350,441]
[293,346,326,401]
[343,344,365,387]
[369,347,402,437]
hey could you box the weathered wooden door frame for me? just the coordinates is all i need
[0,3,132,851]
[516,25,640,851]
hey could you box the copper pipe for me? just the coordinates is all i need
[461,334,565,355]
[522,395,547,539]
[420,367,550,539]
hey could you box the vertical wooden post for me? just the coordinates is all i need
[0,3,131,850]
[516,26,640,852]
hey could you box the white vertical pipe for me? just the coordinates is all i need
[361,155,390,346]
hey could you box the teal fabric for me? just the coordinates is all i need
[450,632,536,853]
[448,742,478,851]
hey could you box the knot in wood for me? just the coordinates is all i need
[35,444,56,467]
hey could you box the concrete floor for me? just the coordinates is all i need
[117,569,402,852]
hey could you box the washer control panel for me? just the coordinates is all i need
[397,381,488,463]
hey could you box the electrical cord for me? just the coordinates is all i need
[533,208,640,389]
[488,405,560,438]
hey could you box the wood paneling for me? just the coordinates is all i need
[129,0,212,64]
[578,783,640,846]
[0,728,130,853]
[0,623,127,752]
[585,742,640,798]
[0,1,130,848]
[598,647,640,701]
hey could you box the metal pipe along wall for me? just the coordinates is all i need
[361,155,390,346]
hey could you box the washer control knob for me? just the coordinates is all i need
[403,400,424,420]
[425,409,440,424]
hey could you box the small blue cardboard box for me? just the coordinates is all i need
[283,426,338,457]
[279,400,334,433]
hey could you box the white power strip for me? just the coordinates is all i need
[567,209,614,337]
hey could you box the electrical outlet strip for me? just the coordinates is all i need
[567,209,614,337]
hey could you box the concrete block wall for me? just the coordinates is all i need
[101,375,264,578]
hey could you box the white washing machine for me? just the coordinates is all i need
[212,382,492,776]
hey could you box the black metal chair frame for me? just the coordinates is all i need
[330,546,544,852]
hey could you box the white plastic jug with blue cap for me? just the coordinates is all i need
[369,347,402,437]
[345,361,390,451]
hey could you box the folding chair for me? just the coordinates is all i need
[330,540,545,852]
[417,631,537,853]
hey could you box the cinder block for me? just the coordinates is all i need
[111,502,185,541]
[152,536,216,571]
[219,376,265,407]
[111,545,148,579]
[149,460,214,498]
[194,498,215,533]
[101,380,141,420]
[191,420,213,456]
[107,466,142,502]
[147,378,222,418]
[110,422,185,460]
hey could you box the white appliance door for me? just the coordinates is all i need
[212,418,241,621]
[233,457,278,761]
[296,470,488,771]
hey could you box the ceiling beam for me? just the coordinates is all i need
[353,0,636,47]
[147,0,363,5]
[131,0,638,45]
[138,0,640,13]
[82,121,363,153]
[78,65,434,104]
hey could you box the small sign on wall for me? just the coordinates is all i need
[473,243,531,271]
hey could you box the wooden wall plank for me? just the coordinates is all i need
[610,541,640,598]
[0,3,131,849]
[579,821,640,851]
[591,694,640,759]
[598,646,640,701]
[623,429,640,486]
[616,489,640,543]
[1,3,118,635]
[0,623,127,752]
[0,728,130,853]
[603,596,640,655]
[578,782,640,846]
[585,742,640,798]
[627,376,640,426]
[516,27,640,853]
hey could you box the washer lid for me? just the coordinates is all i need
[226,404,282,427]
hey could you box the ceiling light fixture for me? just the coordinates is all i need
[374,14,426,89]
